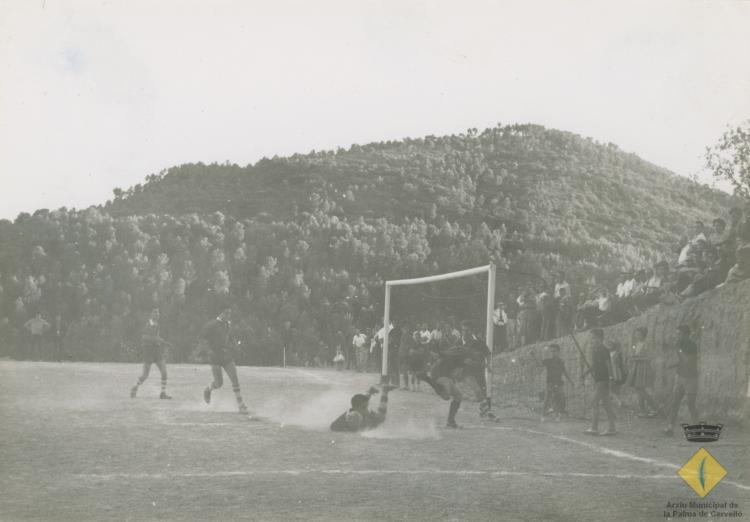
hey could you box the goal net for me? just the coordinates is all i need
[380,263,497,397]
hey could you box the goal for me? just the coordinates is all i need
[380,263,497,394]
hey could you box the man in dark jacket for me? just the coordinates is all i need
[201,308,249,414]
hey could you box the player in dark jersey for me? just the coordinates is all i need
[330,385,396,432]
[200,308,249,415]
[418,332,492,428]
[130,308,171,399]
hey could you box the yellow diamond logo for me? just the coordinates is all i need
[677,448,727,497]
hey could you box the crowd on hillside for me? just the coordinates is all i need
[493,207,750,349]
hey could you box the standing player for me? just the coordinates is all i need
[330,385,396,432]
[201,308,249,415]
[130,308,172,399]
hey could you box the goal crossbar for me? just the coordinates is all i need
[381,263,496,398]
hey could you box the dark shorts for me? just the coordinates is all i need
[143,344,166,364]
[209,352,232,367]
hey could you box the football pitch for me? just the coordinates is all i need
[1,361,748,521]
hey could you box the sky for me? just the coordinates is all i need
[1,0,749,219]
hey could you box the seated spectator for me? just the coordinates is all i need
[680,247,723,298]
[677,220,707,268]
[645,261,669,294]
[616,272,635,299]
[709,218,727,247]
[553,271,571,300]
[720,217,750,286]
[629,269,649,301]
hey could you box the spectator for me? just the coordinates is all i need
[616,272,635,299]
[352,328,368,372]
[492,302,509,352]
[333,347,345,370]
[504,295,519,349]
[540,344,573,421]
[516,285,536,346]
[677,220,707,268]
[581,328,617,436]
[398,323,414,387]
[680,247,723,298]
[664,325,699,436]
[556,287,574,337]
[709,218,726,247]
[627,326,658,418]
[607,341,627,409]
[414,323,431,347]
[24,312,50,360]
[539,289,556,342]
[553,271,571,300]
[720,217,750,286]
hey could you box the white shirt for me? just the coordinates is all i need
[415,329,431,345]
[352,333,367,348]
[554,282,570,299]
[678,233,707,265]
[616,279,634,298]
[492,308,508,326]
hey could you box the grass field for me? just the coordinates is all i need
[0,361,748,521]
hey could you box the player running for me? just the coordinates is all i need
[330,384,397,432]
[130,308,172,399]
[418,329,493,428]
[200,308,249,415]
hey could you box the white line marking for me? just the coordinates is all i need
[161,422,264,427]
[74,470,682,481]
[292,369,337,384]
[488,425,750,492]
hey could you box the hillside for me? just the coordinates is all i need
[0,124,734,363]
[105,124,730,268]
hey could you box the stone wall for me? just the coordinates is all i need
[491,279,750,422]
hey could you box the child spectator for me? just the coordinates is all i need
[333,347,345,370]
[627,327,658,418]
[540,344,573,421]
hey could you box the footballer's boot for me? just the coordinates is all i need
[130,385,138,399]
[160,392,173,400]
[238,403,249,415]
[203,386,212,404]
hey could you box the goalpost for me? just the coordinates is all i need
[381,263,497,397]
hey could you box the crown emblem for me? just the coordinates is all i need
[681,421,723,443]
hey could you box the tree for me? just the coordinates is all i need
[705,120,750,199]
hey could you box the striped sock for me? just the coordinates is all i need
[233,386,244,405]
[161,380,167,394]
